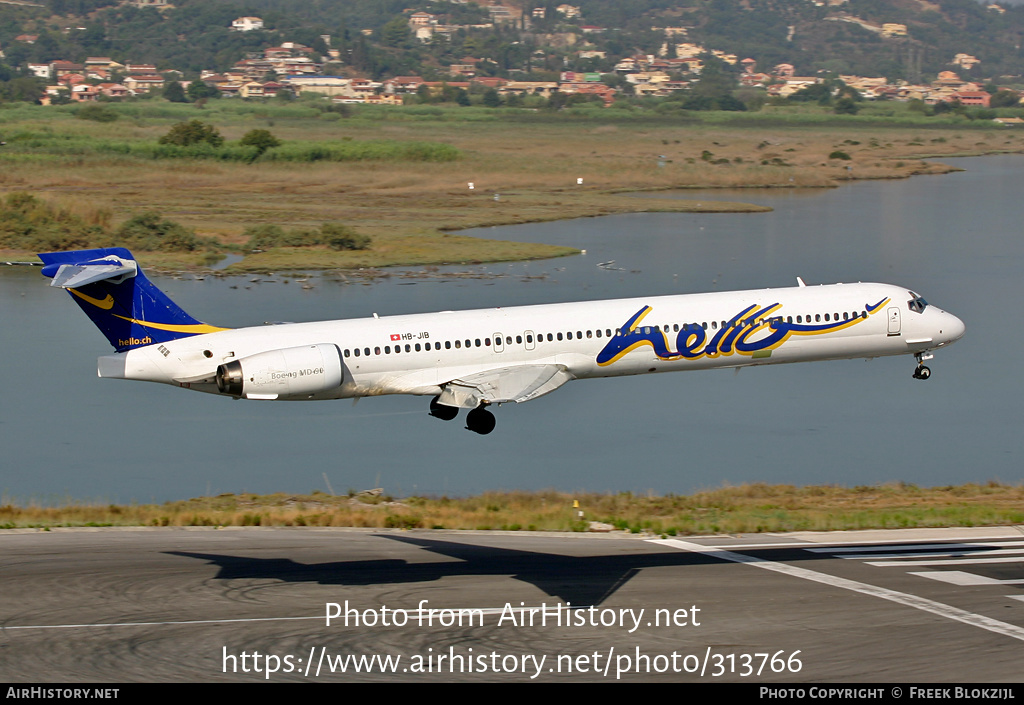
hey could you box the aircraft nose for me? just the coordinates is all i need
[942,311,966,344]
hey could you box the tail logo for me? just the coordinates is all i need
[69,289,115,310]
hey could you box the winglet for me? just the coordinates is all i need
[796,276,806,287]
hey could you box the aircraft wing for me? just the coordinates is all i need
[436,364,574,409]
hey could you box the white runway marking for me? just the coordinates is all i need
[1,605,570,631]
[867,556,1024,567]
[805,540,1024,554]
[2,615,323,630]
[847,549,1024,560]
[908,571,1020,586]
[651,539,1024,643]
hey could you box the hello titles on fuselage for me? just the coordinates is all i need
[340,298,888,366]
[596,298,888,366]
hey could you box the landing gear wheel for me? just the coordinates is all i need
[429,396,458,421]
[466,406,496,435]
[913,365,931,380]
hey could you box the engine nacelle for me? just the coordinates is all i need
[216,344,343,399]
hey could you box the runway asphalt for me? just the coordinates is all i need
[2,526,1023,682]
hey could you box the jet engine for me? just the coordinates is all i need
[215,344,343,399]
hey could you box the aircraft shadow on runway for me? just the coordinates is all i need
[167,535,1022,606]
[167,534,721,606]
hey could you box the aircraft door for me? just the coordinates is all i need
[493,332,504,353]
[887,307,901,335]
[525,330,536,351]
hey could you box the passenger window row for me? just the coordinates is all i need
[341,310,870,358]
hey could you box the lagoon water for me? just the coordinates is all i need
[1,155,1020,503]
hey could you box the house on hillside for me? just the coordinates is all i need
[71,85,99,102]
[951,53,980,70]
[98,83,129,99]
[383,76,425,94]
[560,82,616,105]
[239,81,266,98]
[232,17,264,32]
[85,57,123,71]
[499,81,558,98]
[122,74,164,93]
[124,0,170,8]
[50,61,83,78]
[951,91,990,107]
[283,76,352,97]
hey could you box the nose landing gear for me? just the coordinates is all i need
[913,352,933,380]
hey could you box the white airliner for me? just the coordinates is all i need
[40,248,965,434]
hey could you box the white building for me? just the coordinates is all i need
[232,17,264,32]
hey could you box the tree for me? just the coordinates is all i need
[788,83,831,104]
[683,54,745,111]
[163,80,188,103]
[482,88,501,107]
[989,90,1020,108]
[833,97,860,115]
[158,120,224,147]
[239,129,281,156]
[186,81,219,102]
[379,16,411,48]
[690,55,739,102]
[0,76,44,104]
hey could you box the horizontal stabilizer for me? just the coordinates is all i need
[438,364,574,409]
[46,256,138,289]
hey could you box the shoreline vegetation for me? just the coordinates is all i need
[1,101,1021,272]
[2,484,1022,534]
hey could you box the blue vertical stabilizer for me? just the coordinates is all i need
[39,247,225,352]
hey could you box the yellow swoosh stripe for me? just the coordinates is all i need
[111,314,229,334]
[69,289,115,310]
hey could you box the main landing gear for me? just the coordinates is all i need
[465,406,496,435]
[912,352,933,380]
[428,396,496,434]
[428,395,458,421]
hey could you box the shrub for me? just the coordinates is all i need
[321,223,371,251]
[158,120,223,147]
[833,97,859,115]
[244,222,371,251]
[239,129,281,156]
[115,212,203,252]
[828,150,852,160]
[75,104,119,123]
[0,192,101,251]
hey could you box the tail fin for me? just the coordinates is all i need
[39,247,226,352]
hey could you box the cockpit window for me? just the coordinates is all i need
[908,296,928,313]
